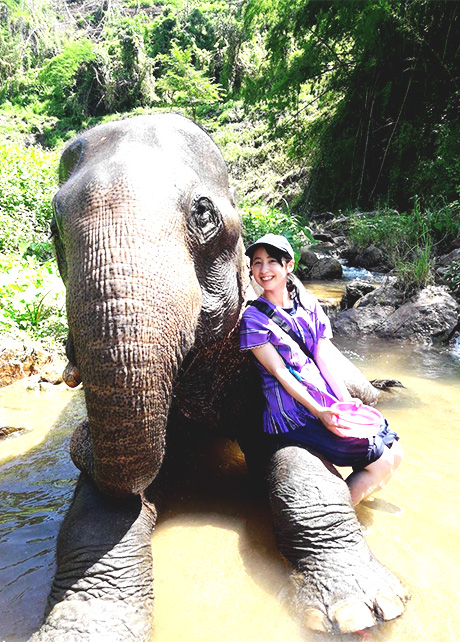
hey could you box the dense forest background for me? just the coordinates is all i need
[1,0,460,349]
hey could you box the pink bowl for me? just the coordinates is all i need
[330,402,383,438]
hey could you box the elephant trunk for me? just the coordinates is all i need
[66,192,201,496]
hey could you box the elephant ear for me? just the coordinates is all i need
[189,195,223,244]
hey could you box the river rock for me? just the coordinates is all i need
[446,238,460,252]
[378,286,459,342]
[313,232,335,244]
[436,248,460,268]
[334,284,459,342]
[356,281,404,309]
[308,257,343,280]
[322,215,349,232]
[299,248,319,270]
[435,248,460,281]
[341,280,378,309]
[0,425,26,439]
[0,335,65,387]
[356,245,384,269]
[333,305,396,336]
[310,241,336,255]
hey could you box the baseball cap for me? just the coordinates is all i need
[245,233,295,261]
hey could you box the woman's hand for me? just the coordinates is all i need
[316,407,352,436]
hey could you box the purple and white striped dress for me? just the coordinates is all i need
[240,293,338,435]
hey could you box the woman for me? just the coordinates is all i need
[240,233,402,505]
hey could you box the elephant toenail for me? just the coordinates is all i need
[374,591,405,621]
[305,608,331,632]
[333,600,376,633]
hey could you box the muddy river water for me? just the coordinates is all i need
[1,282,460,641]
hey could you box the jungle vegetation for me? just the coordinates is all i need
[1,0,460,345]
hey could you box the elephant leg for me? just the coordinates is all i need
[30,474,157,642]
[267,445,407,634]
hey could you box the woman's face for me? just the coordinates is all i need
[251,246,294,293]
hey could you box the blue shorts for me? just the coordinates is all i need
[273,415,399,471]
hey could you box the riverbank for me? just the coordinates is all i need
[0,333,66,388]
[297,213,460,347]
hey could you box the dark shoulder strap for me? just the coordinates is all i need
[248,299,315,362]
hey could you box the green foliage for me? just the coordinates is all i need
[0,0,248,129]
[0,0,67,98]
[244,0,460,211]
[0,143,58,255]
[394,243,434,295]
[240,202,313,266]
[347,200,460,291]
[156,41,223,117]
[444,261,460,299]
[105,18,156,112]
[348,202,460,255]
[38,40,99,118]
[0,254,67,342]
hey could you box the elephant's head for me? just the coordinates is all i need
[52,114,247,496]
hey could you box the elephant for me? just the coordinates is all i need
[31,113,406,640]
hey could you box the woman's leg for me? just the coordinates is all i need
[346,441,403,506]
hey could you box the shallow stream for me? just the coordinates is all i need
[1,290,460,641]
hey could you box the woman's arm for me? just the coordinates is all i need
[315,338,361,405]
[251,342,350,435]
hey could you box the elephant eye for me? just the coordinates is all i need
[191,197,222,243]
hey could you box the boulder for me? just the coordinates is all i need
[356,245,384,269]
[312,211,335,223]
[340,246,360,265]
[322,215,349,232]
[436,248,460,268]
[435,248,460,283]
[313,232,335,243]
[309,257,343,280]
[332,305,396,336]
[378,285,459,342]
[299,248,320,270]
[356,281,404,309]
[0,335,65,387]
[445,239,460,253]
[341,280,378,310]
[309,241,336,255]
[334,285,459,343]
[0,425,26,439]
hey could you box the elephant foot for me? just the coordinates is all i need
[30,598,153,641]
[267,445,408,635]
[293,548,407,633]
[30,475,157,642]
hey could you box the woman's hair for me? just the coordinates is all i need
[248,243,290,266]
[249,243,300,299]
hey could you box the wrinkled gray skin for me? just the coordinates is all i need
[31,114,405,641]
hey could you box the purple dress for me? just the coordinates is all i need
[240,293,337,434]
[240,293,399,470]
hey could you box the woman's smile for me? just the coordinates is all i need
[250,247,294,302]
